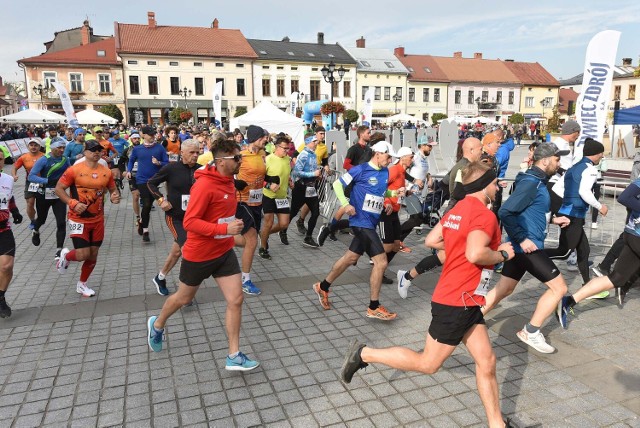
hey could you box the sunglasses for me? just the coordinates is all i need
[216,155,242,162]
[276,145,289,150]
[87,147,102,153]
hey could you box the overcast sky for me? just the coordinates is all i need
[3,0,640,85]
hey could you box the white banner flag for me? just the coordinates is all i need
[51,82,78,128]
[289,92,299,116]
[212,81,223,129]
[575,30,621,160]
[361,88,373,126]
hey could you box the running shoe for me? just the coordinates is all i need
[296,218,307,235]
[616,287,627,307]
[556,296,571,329]
[366,305,397,321]
[585,290,609,300]
[566,260,578,272]
[0,296,12,318]
[516,327,555,353]
[147,316,164,352]
[278,230,289,245]
[341,339,368,383]
[328,231,337,241]
[258,247,272,260]
[56,248,70,274]
[381,274,393,285]
[142,232,150,242]
[317,224,331,247]
[76,281,96,297]
[397,270,412,299]
[136,218,143,236]
[153,275,169,296]
[312,282,330,310]
[28,220,36,231]
[54,249,61,261]
[591,264,607,278]
[591,222,598,230]
[32,230,40,246]
[399,242,411,253]
[368,258,374,265]
[302,236,319,248]
[225,351,260,371]
[242,280,261,295]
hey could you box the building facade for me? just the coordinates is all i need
[503,60,559,121]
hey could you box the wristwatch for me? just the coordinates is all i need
[499,250,509,262]
[157,197,164,204]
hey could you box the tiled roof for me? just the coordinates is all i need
[19,38,119,65]
[247,39,356,64]
[116,23,257,58]
[343,47,408,74]
[430,56,520,84]
[502,61,559,86]
[395,55,449,82]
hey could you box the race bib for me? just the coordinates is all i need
[214,215,235,239]
[0,192,8,210]
[113,156,120,165]
[305,186,318,198]
[169,153,179,162]
[68,219,85,236]
[132,161,138,173]
[181,195,190,211]
[362,194,384,214]
[249,188,263,204]
[275,198,290,209]
[474,269,493,297]
[45,188,58,200]
[28,182,40,192]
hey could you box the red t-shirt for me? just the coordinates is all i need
[431,196,501,307]
[384,163,406,212]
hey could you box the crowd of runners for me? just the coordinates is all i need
[1,118,637,427]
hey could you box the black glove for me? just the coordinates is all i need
[11,209,23,224]
[234,179,248,191]
[0,220,7,229]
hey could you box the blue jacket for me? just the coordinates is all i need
[63,142,85,164]
[292,147,318,183]
[621,180,640,237]
[127,144,168,184]
[558,157,597,219]
[499,166,550,253]
[495,138,515,178]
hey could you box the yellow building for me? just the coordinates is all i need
[503,61,560,122]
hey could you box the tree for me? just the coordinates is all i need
[546,104,561,133]
[169,107,190,123]
[234,106,247,117]
[99,104,123,122]
[431,113,448,125]
[344,109,359,123]
[508,113,524,125]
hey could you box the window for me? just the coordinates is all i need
[170,77,179,95]
[468,90,474,105]
[307,53,315,57]
[374,87,381,101]
[236,64,244,68]
[423,88,429,102]
[43,72,57,88]
[262,78,270,97]
[360,61,371,67]
[384,87,390,101]
[496,91,503,104]
[508,91,514,105]
[169,61,179,66]
[409,88,415,102]
[614,85,621,100]
[311,67,318,72]
[262,65,270,70]
[277,79,285,97]
[525,97,534,108]
[69,73,83,92]
[149,76,159,95]
[195,78,204,96]
[216,63,224,67]
[434,88,440,102]
[237,79,246,96]
[98,74,111,93]
[545,97,554,106]
[384,61,395,68]
[277,65,284,70]
[343,81,351,98]
[629,85,636,100]
[287,52,294,56]
[194,62,203,67]
[482,91,488,102]
[129,75,140,95]
[310,80,320,101]
[127,60,138,65]
[332,82,339,98]
[147,60,157,66]
[97,50,106,57]
[291,66,298,71]
[291,79,299,94]
[454,90,461,104]
[395,87,402,99]
[362,86,368,100]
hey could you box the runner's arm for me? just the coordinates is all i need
[617,182,640,212]
[27,157,48,184]
[425,223,445,251]
[466,230,506,265]
[146,164,170,199]
[498,180,537,244]
[578,167,602,210]
[332,179,349,207]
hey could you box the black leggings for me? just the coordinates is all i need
[34,194,67,248]
[290,182,319,237]
[400,215,424,242]
[545,216,590,283]
[138,185,154,229]
[609,233,640,289]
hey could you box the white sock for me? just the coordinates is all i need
[158,272,166,280]
[143,228,149,233]
[242,272,250,283]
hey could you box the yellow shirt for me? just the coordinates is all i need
[264,154,291,199]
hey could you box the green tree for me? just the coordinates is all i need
[234,106,247,117]
[546,104,561,133]
[99,104,123,122]
[508,113,525,125]
[344,109,359,123]
[169,107,188,123]
[431,113,448,125]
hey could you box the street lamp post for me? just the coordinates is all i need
[178,87,192,108]
[32,83,50,109]
[540,98,550,119]
[392,93,400,114]
[320,61,346,129]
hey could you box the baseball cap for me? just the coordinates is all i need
[395,147,413,158]
[74,128,86,137]
[371,141,395,156]
[532,143,570,161]
[141,125,155,136]
[417,135,437,146]
[49,137,66,149]
[561,120,581,135]
[129,133,141,139]
[92,126,103,133]
[28,139,42,146]
[84,140,102,152]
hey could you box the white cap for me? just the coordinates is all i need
[395,147,413,158]
[371,141,395,156]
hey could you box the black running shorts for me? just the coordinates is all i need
[378,211,401,244]
[165,215,187,247]
[0,229,16,257]
[179,249,241,286]
[428,302,485,346]
[348,226,385,257]
[501,251,561,283]
[262,195,291,215]
[236,202,262,234]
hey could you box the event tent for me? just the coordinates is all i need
[0,109,66,124]
[381,113,424,124]
[614,105,640,125]
[76,109,118,125]
[230,101,304,146]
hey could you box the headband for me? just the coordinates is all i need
[462,169,497,194]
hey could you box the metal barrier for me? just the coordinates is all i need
[317,169,341,221]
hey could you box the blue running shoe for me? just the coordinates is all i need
[225,351,260,371]
[556,296,571,329]
[242,280,261,295]
[28,220,36,231]
[147,316,164,352]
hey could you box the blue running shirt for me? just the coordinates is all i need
[339,162,389,229]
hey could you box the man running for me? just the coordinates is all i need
[147,138,259,371]
[63,129,87,165]
[482,143,571,353]
[313,142,402,320]
[163,126,181,162]
[12,138,44,229]
[55,141,120,297]
[341,161,514,428]
[125,132,143,232]
[295,126,328,232]
[109,130,129,189]
[290,135,321,248]
[0,150,24,318]
[147,140,200,295]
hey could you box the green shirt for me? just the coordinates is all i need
[264,154,291,199]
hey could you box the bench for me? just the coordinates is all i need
[602,168,631,194]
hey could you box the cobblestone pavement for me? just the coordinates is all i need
[1,152,640,427]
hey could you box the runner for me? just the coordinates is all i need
[163,126,181,162]
[0,150,24,318]
[313,141,402,320]
[296,126,328,230]
[125,132,142,232]
[54,140,120,297]
[28,137,70,259]
[340,161,514,428]
[147,140,200,295]
[482,143,572,353]
[63,129,87,165]
[109,130,129,189]
[43,125,59,155]
[147,138,259,372]
[289,135,321,248]
[11,138,44,229]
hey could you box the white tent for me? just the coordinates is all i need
[381,113,424,124]
[76,109,118,125]
[0,109,66,124]
[230,101,304,146]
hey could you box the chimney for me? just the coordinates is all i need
[453,51,462,58]
[212,18,219,29]
[317,32,324,45]
[474,52,482,59]
[622,57,632,66]
[81,20,91,45]
[394,46,405,58]
[505,59,514,62]
[356,36,365,48]
[148,11,156,28]
[0,77,3,87]
[282,36,290,42]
